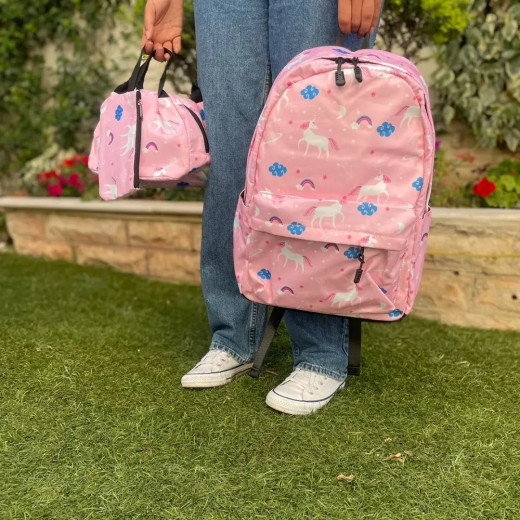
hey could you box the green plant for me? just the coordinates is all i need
[433,0,520,152]
[472,158,520,208]
[378,0,472,60]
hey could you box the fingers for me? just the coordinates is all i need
[370,0,383,34]
[350,0,363,35]
[357,0,374,37]
[154,41,166,62]
[338,0,352,35]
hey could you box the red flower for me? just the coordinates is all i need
[75,181,86,194]
[473,178,496,198]
[82,155,89,166]
[58,174,68,187]
[43,170,58,180]
[63,158,76,168]
[68,172,81,186]
[48,184,64,197]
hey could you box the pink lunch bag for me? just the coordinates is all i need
[88,49,210,200]
[235,44,435,377]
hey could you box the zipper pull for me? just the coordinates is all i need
[353,247,365,283]
[352,57,363,83]
[138,98,143,120]
[335,58,346,87]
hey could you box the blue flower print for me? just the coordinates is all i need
[412,177,424,191]
[257,269,271,280]
[176,181,189,187]
[269,162,287,177]
[388,309,404,318]
[301,85,319,100]
[115,105,123,121]
[357,202,378,216]
[344,247,361,259]
[377,121,395,137]
[287,222,306,235]
[200,109,206,121]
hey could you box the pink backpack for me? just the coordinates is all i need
[235,45,435,377]
[88,50,210,200]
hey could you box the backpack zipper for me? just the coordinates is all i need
[353,247,365,283]
[134,90,143,189]
[329,57,363,86]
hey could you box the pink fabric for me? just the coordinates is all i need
[88,90,209,201]
[233,46,435,321]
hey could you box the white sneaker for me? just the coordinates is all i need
[181,350,253,388]
[265,367,345,415]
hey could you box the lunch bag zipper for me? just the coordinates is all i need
[184,105,210,154]
[134,90,143,189]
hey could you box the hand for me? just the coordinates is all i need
[141,0,184,61]
[338,0,383,38]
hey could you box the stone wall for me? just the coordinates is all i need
[1,198,203,284]
[1,198,519,331]
[414,208,520,331]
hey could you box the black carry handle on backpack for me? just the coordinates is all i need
[248,35,371,380]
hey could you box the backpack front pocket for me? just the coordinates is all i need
[236,193,416,319]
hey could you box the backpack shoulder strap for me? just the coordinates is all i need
[348,318,362,376]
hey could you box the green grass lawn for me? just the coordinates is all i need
[0,252,519,519]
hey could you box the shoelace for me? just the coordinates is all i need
[199,351,230,368]
[285,369,328,395]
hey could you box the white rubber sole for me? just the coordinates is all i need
[181,362,253,388]
[265,381,346,415]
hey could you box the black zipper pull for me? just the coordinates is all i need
[352,57,363,83]
[353,247,365,283]
[335,58,346,87]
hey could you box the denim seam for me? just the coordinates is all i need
[341,318,350,363]
[210,341,250,364]
[297,362,346,381]
[261,60,272,105]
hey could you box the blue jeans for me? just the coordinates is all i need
[194,0,383,381]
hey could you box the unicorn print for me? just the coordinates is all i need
[396,105,421,128]
[298,121,339,159]
[349,173,391,204]
[360,235,378,247]
[278,242,313,271]
[305,201,344,228]
[320,283,361,306]
[121,124,136,156]
[149,118,180,135]
[102,183,118,200]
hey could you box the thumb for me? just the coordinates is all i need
[143,1,156,41]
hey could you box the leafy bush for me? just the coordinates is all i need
[473,159,520,208]
[378,0,472,60]
[433,1,520,152]
[0,1,132,180]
